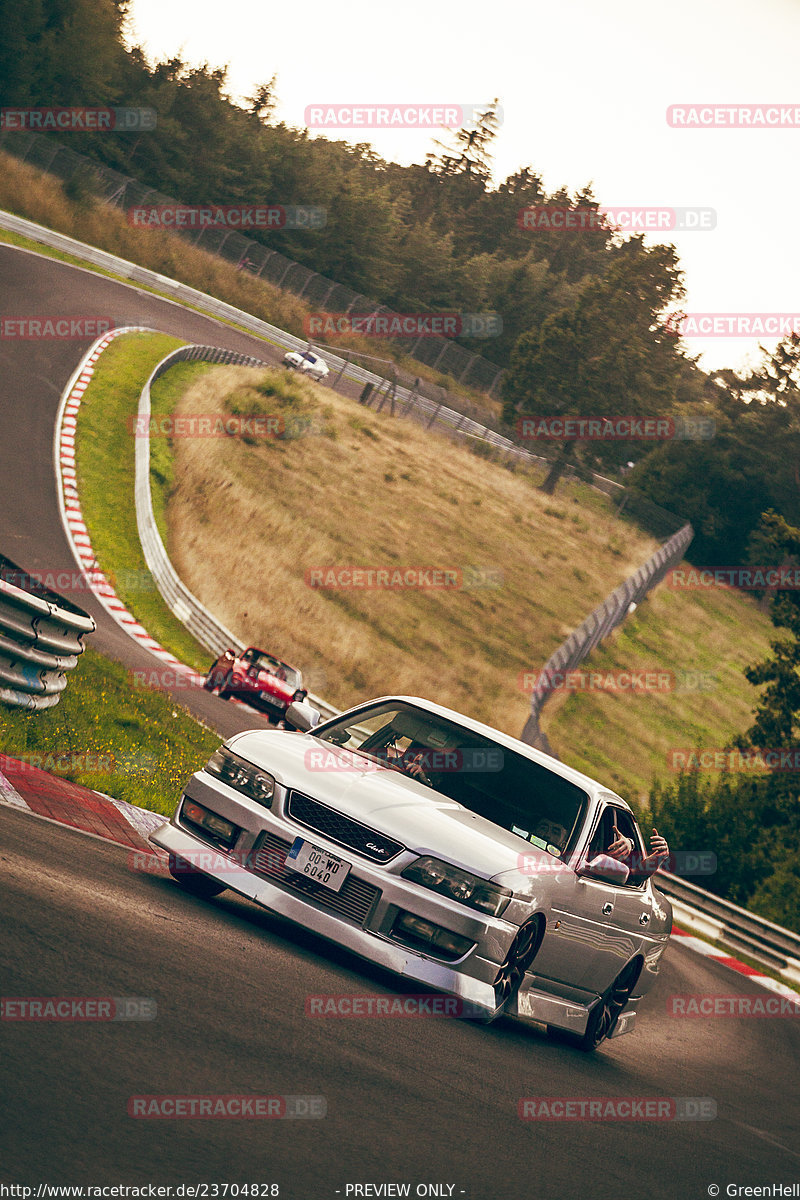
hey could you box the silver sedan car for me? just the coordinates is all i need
[282,348,329,380]
[151,695,672,1050]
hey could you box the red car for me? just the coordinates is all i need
[204,646,307,721]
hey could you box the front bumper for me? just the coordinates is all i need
[151,817,506,1018]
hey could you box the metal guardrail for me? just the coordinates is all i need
[0,209,688,524]
[0,128,505,400]
[0,554,95,710]
[133,344,340,720]
[654,871,800,987]
[521,522,694,749]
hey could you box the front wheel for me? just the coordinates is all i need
[168,855,226,899]
[488,917,545,1022]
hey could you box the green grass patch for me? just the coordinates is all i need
[74,331,212,673]
[0,646,219,815]
[543,583,773,804]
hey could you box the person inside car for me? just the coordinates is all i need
[603,817,670,876]
[532,817,569,851]
[387,741,436,786]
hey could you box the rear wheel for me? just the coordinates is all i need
[168,854,226,899]
[577,958,641,1052]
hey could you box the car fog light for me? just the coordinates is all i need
[181,799,237,845]
[392,911,474,960]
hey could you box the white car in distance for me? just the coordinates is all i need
[283,348,329,381]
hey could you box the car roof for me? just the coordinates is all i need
[317,694,631,811]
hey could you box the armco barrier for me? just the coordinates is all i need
[133,343,340,720]
[0,208,687,522]
[655,871,800,988]
[521,521,694,749]
[0,554,95,710]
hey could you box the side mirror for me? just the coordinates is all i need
[576,854,631,885]
[284,700,321,732]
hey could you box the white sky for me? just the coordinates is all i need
[125,0,800,372]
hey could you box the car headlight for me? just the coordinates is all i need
[401,857,512,917]
[204,747,275,807]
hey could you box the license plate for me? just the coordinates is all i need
[285,837,351,892]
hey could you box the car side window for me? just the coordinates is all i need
[587,806,645,888]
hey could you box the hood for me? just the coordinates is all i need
[225,729,544,880]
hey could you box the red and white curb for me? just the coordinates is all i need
[53,327,262,715]
[54,327,202,684]
[670,926,799,1002]
[0,759,165,852]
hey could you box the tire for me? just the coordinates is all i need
[488,917,545,1022]
[168,854,226,899]
[576,958,642,1053]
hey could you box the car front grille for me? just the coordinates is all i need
[252,833,381,926]
[287,791,405,863]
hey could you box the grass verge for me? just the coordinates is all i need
[164,363,661,728]
[73,331,212,673]
[543,582,772,801]
[0,646,219,815]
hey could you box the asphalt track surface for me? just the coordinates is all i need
[1,243,799,1197]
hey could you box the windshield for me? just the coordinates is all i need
[316,701,587,856]
[248,652,301,690]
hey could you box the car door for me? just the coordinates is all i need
[532,802,653,995]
